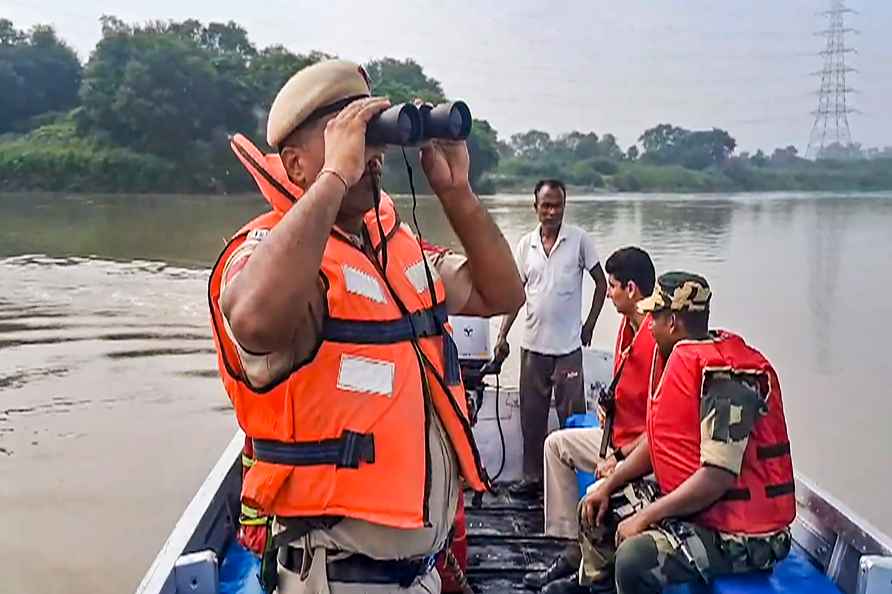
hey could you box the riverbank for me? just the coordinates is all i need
[489,158,892,194]
[5,123,891,194]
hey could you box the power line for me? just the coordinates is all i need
[806,0,858,159]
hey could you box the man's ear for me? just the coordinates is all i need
[280,146,308,189]
[669,312,682,335]
[626,280,640,300]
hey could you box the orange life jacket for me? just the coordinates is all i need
[610,313,659,449]
[646,331,795,534]
[209,135,487,529]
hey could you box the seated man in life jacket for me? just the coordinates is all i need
[524,247,659,591]
[209,59,525,594]
[568,272,795,594]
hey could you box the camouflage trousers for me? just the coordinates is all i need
[581,520,792,594]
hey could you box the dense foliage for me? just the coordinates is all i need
[2,17,890,194]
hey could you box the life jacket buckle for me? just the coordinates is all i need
[338,430,376,469]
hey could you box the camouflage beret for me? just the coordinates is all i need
[266,59,371,149]
[637,271,712,314]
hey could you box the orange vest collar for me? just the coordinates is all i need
[230,133,304,214]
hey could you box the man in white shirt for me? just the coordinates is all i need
[495,179,607,495]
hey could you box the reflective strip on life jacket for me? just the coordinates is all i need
[322,303,460,385]
[240,502,268,526]
[253,430,375,469]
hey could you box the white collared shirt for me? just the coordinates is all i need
[515,223,600,355]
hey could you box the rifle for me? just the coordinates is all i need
[624,480,710,583]
[598,358,627,459]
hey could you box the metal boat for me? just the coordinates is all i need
[136,350,892,594]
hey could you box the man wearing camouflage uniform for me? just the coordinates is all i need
[571,272,795,594]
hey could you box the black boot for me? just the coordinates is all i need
[507,479,544,498]
[540,576,590,594]
[523,554,576,590]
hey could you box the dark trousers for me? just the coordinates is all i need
[519,348,586,481]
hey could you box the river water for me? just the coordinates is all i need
[1,191,891,593]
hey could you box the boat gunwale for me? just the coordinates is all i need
[136,386,892,594]
[135,431,244,594]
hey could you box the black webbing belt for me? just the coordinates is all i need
[253,431,375,469]
[321,303,460,385]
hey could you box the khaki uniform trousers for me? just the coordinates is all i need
[277,415,460,594]
[543,426,604,539]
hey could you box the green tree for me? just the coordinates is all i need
[589,158,619,175]
[496,139,515,159]
[639,124,735,169]
[365,58,445,103]
[598,133,624,160]
[78,26,223,159]
[639,123,687,157]
[0,21,82,132]
[770,145,800,165]
[626,145,639,161]
[0,18,26,46]
[750,149,768,167]
[510,130,552,160]
[566,162,604,187]
[251,47,333,117]
[466,118,500,190]
[678,129,736,169]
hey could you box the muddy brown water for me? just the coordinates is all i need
[1,191,891,593]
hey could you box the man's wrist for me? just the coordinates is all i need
[637,502,663,526]
[601,471,621,494]
[436,182,476,204]
[314,169,349,198]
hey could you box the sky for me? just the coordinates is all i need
[3,0,891,153]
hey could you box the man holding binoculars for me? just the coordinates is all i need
[209,59,524,593]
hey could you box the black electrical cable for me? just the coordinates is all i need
[491,372,506,483]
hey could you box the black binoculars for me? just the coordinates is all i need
[366,101,472,146]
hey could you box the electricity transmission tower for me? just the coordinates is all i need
[806,0,858,159]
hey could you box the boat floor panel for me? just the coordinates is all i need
[466,508,544,537]
[218,483,845,594]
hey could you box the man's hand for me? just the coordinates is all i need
[615,511,652,546]
[581,320,595,347]
[580,481,612,530]
[596,456,617,479]
[420,138,472,198]
[323,97,391,186]
[597,404,607,427]
[493,336,510,363]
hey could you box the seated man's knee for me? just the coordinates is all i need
[544,430,564,459]
[614,533,661,592]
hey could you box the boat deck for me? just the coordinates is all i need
[215,483,843,594]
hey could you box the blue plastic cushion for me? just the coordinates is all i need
[564,413,600,498]
[664,548,841,594]
[565,413,599,430]
[220,540,264,594]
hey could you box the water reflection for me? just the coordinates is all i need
[807,199,849,373]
